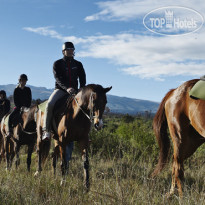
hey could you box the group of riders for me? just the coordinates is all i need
[0,42,86,160]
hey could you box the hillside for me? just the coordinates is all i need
[0,84,159,114]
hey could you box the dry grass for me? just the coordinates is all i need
[0,147,205,205]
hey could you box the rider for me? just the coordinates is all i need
[0,90,10,120]
[7,74,32,137]
[42,42,86,140]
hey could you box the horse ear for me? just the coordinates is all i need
[104,86,112,93]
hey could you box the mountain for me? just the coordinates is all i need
[107,95,159,114]
[0,84,53,100]
[0,84,159,114]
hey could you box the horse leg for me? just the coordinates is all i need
[34,143,42,176]
[10,143,15,169]
[0,134,4,163]
[80,140,90,190]
[15,143,20,169]
[37,148,42,172]
[52,143,59,175]
[27,143,34,172]
[168,120,205,197]
[59,144,67,176]
[5,137,11,170]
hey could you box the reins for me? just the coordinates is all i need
[19,123,37,135]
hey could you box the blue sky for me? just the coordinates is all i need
[0,0,205,102]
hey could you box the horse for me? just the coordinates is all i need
[152,79,205,197]
[35,84,112,189]
[1,105,38,171]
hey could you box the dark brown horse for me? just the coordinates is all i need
[152,79,205,197]
[34,84,112,188]
[1,105,38,171]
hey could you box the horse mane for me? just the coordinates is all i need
[184,79,199,91]
[24,104,37,123]
[80,84,105,94]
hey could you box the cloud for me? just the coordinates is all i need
[84,0,205,22]
[23,26,63,39]
[23,26,205,80]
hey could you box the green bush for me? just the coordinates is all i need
[88,115,159,160]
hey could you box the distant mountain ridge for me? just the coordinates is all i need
[0,84,159,114]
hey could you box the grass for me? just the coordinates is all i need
[0,146,205,205]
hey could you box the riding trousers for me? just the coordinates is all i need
[43,89,67,131]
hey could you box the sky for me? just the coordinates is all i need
[0,0,205,102]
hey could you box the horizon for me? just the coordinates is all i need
[0,83,160,103]
[0,0,204,102]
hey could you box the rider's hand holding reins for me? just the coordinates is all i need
[67,87,75,95]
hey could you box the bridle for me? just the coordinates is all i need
[73,92,97,123]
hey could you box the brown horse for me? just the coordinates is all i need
[1,105,38,171]
[152,79,205,197]
[35,84,112,188]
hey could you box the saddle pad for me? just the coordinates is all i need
[3,114,10,128]
[189,80,205,100]
[38,100,48,113]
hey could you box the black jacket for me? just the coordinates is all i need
[0,98,10,117]
[53,57,86,91]
[14,86,32,108]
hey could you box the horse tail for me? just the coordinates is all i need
[151,89,175,177]
[41,140,51,163]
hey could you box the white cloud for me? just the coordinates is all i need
[23,26,205,80]
[84,0,205,22]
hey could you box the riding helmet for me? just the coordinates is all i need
[62,42,75,50]
[19,74,28,81]
[0,90,6,97]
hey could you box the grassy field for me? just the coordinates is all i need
[0,146,205,205]
[0,115,205,204]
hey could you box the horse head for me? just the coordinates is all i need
[81,84,112,130]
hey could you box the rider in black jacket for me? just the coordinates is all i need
[0,90,10,120]
[42,42,86,140]
[54,56,86,91]
[7,74,32,137]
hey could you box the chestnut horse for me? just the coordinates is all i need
[152,79,205,197]
[35,84,112,189]
[1,105,38,171]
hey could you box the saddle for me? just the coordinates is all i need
[189,79,205,100]
[38,94,74,134]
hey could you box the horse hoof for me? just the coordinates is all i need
[60,179,66,186]
[84,182,90,192]
[166,191,174,199]
[34,171,39,177]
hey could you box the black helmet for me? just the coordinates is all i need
[0,90,6,97]
[62,42,75,50]
[19,74,28,81]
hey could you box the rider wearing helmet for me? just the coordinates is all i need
[7,74,32,137]
[0,90,10,120]
[42,42,86,140]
